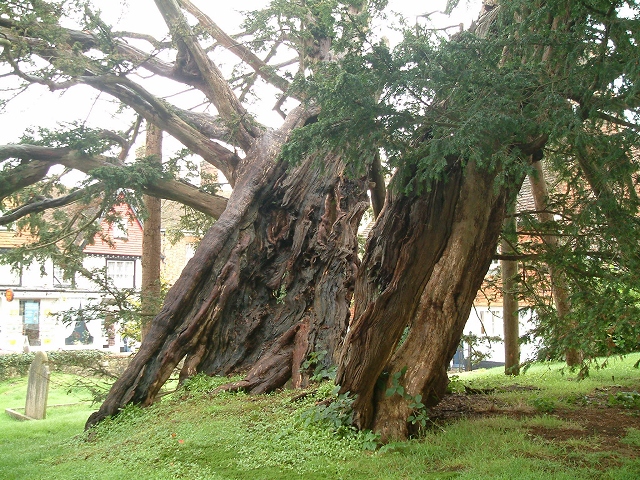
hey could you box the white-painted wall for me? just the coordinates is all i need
[457,306,538,369]
[0,256,141,352]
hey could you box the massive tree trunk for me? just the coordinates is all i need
[87,113,368,428]
[337,162,520,441]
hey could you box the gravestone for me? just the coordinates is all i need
[24,351,50,419]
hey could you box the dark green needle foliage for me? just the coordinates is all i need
[279,0,640,364]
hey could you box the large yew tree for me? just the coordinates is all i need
[1,0,638,441]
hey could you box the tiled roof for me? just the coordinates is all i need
[0,230,29,249]
[83,203,143,257]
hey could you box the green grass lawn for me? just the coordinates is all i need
[1,355,639,479]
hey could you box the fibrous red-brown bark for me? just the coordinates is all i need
[337,162,519,441]
[86,111,368,427]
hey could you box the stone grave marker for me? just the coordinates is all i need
[25,351,50,419]
[5,351,51,420]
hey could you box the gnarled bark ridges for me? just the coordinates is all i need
[86,128,368,428]
[338,163,520,440]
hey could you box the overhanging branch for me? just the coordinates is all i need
[178,0,293,95]
[0,144,228,219]
[0,183,105,226]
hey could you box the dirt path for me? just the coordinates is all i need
[430,385,640,465]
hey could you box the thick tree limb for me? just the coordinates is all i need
[0,145,228,218]
[81,76,241,182]
[0,160,51,200]
[154,0,261,150]
[173,110,235,143]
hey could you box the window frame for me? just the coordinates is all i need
[53,264,74,288]
[106,258,136,289]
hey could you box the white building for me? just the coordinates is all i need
[0,203,143,353]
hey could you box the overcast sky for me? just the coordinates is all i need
[0,1,481,146]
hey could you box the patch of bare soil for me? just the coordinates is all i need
[429,385,640,463]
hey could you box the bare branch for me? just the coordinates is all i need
[119,116,144,160]
[112,31,172,49]
[0,38,83,91]
[0,183,105,226]
[154,0,261,150]
[493,253,541,261]
[178,0,293,95]
[593,110,639,131]
[1,16,246,180]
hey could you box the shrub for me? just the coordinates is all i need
[530,396,556,413]
[0,350,124,381]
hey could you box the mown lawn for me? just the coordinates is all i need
[1,355,639,479]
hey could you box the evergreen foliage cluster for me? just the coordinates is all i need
[277,0,640,363]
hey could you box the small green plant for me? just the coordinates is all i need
[608,391,640,409]
[273,284,287,303]
[298,385,354,429]
[563,393,588,406]
[407,394,428,428]
[385,366,430,432]
[180,372,226,396]
[622,428,640,447]
[447,374,465,394]
[302,350,337,382]
[297,385,380,450]
[358,430,380,451]
[272,273,288,304]
[530,396,556,413]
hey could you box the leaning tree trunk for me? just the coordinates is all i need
[87,117,368,428]
[178,149,368,391]
[337,162,520,441]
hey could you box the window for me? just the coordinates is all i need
[112,221,128,240]
[480,310,496,336]
[20,300,40,346]
[107,259,135,288]
[53,265,73,288]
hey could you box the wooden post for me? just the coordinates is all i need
[141,123,163,340]
[502,203,520,376]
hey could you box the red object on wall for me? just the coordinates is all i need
[5,289,14,302]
